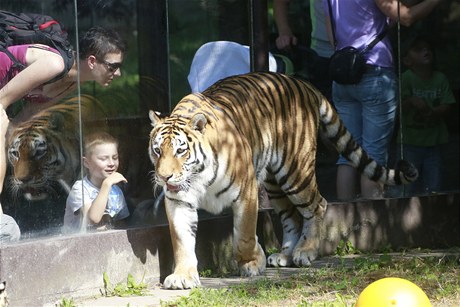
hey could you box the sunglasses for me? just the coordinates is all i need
[98,59,122,72]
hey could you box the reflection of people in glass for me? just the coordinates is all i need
[326,0,442,201]
[0,26,126,121]
[0,109,20,244]
[0,26,126,201]
[63,132,129,234]
[397,36,456,194]
[274,0,334,101]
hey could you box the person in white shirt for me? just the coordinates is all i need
[63,132,129,234]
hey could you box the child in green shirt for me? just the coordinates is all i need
[397,36,456,194]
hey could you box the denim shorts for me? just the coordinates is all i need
[398,144,442,193]
[333,66,397,166]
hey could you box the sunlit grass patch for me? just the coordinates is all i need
[163,250,460,307]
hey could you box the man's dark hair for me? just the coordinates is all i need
[78,26,126,59]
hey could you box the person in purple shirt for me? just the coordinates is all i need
[325,0,442,200]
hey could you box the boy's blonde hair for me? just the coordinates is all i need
[83,132,119,156]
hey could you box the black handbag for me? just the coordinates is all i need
[328,47,366,85]
[327,0,387,85]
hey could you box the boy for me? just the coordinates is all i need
[62,132,129,233]
[397,35,457,194]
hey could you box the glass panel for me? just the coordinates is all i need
[0,0,149,242]
[168,0,251,104]
[1,0,458,245]
[269,0,459,201]
[1,1,80,242]
[62,0,143,235]
[387,3,460,199]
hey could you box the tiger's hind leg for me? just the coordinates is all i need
[289,186,327,267]
[264,179,303,267]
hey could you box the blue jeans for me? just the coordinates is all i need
[399,144,442,194]
[333,66,397,166]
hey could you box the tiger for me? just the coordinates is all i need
[0,281,7,307]
[148,72,418,290]
[7,97,90,201]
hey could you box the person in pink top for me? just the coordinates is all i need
[0,26,126,196]
[0,26,126,122]
[325,0,442,201]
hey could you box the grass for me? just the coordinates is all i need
[102,272,148,297]
[57,273,149,306]
[163,248,460,307]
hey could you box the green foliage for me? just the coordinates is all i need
[58,297,77,307]
[81,74,142,117]
[102,272,148,297]
[335,240,359,256]
[266,246,280,256]
[199,268,214,278]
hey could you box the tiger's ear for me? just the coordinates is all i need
[190,113,207,134]
[49,112,66,130]
[149,110,162,127]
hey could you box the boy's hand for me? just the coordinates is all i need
[103,172,127,187]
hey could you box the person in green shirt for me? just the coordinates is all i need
[397,35,456,194]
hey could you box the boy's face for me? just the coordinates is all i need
[83,143,119,182]
[405,40,433,67]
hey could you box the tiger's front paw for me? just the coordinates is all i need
[267,253,293,267]
[163,271,201,290]
[239,244,267,277]
[292,247,318,267]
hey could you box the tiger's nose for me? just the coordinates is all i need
[158,174,173,182]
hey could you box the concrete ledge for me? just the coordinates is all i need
[0,193,458,306]
[0,226,172,306]
[319,193,459,255]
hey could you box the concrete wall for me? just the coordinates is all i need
[0,226,172,306]
[0,193,458,306]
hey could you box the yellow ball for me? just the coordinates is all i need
[355,277,432,307]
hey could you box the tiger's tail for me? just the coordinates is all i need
[318,97,418,186]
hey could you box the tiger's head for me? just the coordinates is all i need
[148,110,212,194]
[7,103,81,201]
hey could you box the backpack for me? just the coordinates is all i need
[0,10,74,84]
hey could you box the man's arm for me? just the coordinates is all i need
[273,0,298,50]
[375,0,442,26]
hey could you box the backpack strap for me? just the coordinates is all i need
[0,46,26,70]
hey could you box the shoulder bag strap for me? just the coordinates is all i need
[327,0,387,53]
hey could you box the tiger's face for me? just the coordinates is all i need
[5,99,100,202]
[148,112,210,194]
[7,130,77,201]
